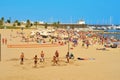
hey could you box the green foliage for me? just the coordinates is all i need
[52,21,60,29]
[7,19,11,23]
[0,26,20,29]
[1,17,4,21]
[0,25,4,29]
[44,23,48,29]
[17,22,21,26]
[6,26,20,29]
[26,20,31,28]
[0,20,3,26]
[13,20,21,26]
[13,23,16,27]
[31,23,33,26]
[14,20,18,23]
[34,21,38,28]
[0,17,4,26]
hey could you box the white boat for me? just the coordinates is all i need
[116,26,120,30]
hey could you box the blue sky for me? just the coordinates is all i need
[0,0,120,24]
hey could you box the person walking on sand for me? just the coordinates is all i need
[55,50,59,61]
[82,40,85,47]
[34,55,38,67]
[2,38,4,44]
[40,51,45,62]
[5,38,7,45]
[20,52,24,65]
[66,52,70,63]
[86,40,90,49]
[52,56,58,64]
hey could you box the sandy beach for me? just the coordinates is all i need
[0,29,120,80]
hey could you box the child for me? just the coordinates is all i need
[20,52,24,65]
[2,38,4,44]
[52,56,58,64]
[55,50,59,61]
[4,38,7,45]
[34,55,38,67]
[66,52,69,63]
[40,51,45,62]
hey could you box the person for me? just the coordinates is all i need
[96,48,107,50]
[20,52,24,65]
[66,52,69,63]
[40,51,45,62]
[77,57,88,60]
[69,53,74,59]
[86,40,90,48]
[52,56,58,64]
[111,44,117,48]
[2,38,4,44]
[5,38,7,45]
[77,57,95,60]
[82,40,85,47]
[34,55,38,67]
[55,50,59,61]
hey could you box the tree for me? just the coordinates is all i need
[15,20,18,23]
[13,20,18,26]
[52,22,57,29]
[52,21,60,29]
[13,20,21,26]
[17,22,21,26]
[1,17,4,22]
[0,17,4,25]
[0,20,3,26]
[6,19,11,23]
[34,21,38,28]
[26,19,31,28]
[56,21,60,28]
[44,23,48,29]
[31,23,33,27]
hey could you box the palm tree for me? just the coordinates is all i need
[17,22,21,26]
[1,17,4,22]
[15,20,18,23]
[44,23,48,29]
[26,19,31,28]
[0,17,4,26]
[0,20,3,26]
[57,21,60,28]
[6,19,11,23]
[52,21,60,29]
[52,22,57,29]
[13,20,18,26]
[34,21,38,29]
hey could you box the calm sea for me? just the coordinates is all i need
[103,33,120,39]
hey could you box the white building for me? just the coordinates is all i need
[38,21,44,24]
[77,20,85,24]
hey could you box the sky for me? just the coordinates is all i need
[0,0,120,24]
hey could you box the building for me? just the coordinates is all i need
[77,20,85,24]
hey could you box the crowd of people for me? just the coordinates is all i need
[2,38,7,45]
[2,28,120,67]
[7,28,120,49]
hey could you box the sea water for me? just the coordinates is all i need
[103,33,120,39]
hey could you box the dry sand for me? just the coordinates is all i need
[0,29,120,80]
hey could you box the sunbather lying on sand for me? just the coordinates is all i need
[96,48,106,50]
[77,57,95,60]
